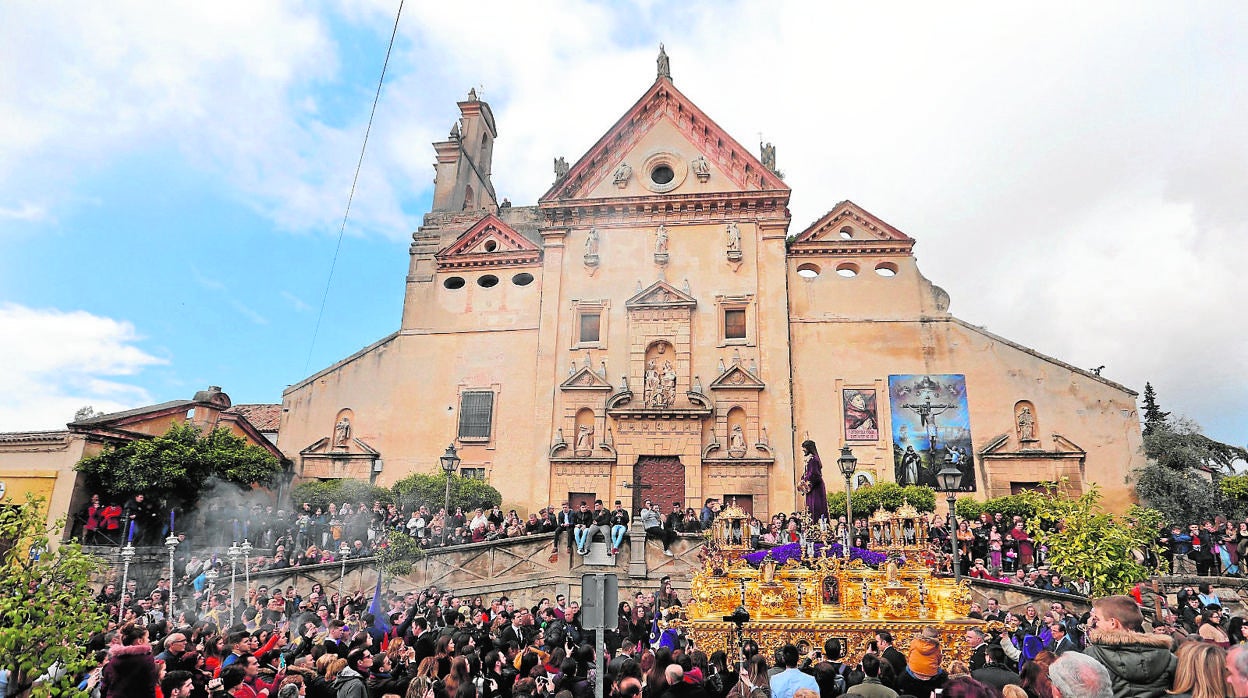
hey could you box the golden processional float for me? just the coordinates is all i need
[685,501,985,663]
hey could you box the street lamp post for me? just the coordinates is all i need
[227,541,241,628]
[836,446,858,558]
[241,539,252,602]
[936,463,963,582]
[440,443,461,545]
[165,532,179,619]
[118,542,136,625]
[338,541,351,599]
[205,566,218,622]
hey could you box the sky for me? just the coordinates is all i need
[0,2,1245,446]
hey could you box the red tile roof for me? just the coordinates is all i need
[227,404,282,432]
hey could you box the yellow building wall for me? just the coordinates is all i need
[788,257,1142,513]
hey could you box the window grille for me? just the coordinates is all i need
[458,391,494,440]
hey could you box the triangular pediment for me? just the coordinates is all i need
[435,214,541,270]
[540,78,789,203]
[709,364,765,391]
[300,436,379,457]
[790,201,916,256]
[560,366,614,391]
[626,280,697,309]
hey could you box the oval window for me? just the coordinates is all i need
[796,262,821,279]
[484,240,498,252]
[478,275,499,288]
[875,262,898,277]
[512,272,534,286]
[835,262,859,278]
[443,276,466,290]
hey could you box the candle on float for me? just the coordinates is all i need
[170,510,176,532]
[244,521,249,538]
[234,519,240,540]
[127,521,135,542]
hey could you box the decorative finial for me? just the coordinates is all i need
[450,122,461,140]
[657,44,671,81]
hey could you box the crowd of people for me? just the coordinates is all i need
[1160,519,1248,577]
[40,570,1248,698]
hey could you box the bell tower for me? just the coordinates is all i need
[431,88,497,212]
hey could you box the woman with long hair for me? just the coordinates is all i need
[434,635,456,678]
[1168,641,1229,698]
[1198,609,1231,648]
[1019,659,1054,698]
[727,653,769,698]
[443,656,471,697]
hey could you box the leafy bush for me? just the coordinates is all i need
[291,479,393,511]
[955,494,1037,522]
[1018,484,1165,596]
[825,483,936,519]
[391,472,502,513]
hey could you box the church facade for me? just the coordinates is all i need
[277,55,1143,516]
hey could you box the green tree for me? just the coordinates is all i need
[1135,416,1248,523]
[0,495,109,697]
[75,422,283,510]
[1141,382,1170,437]
[391,472,502,514]
[290,479,393,511]
[1017,483,1165,596]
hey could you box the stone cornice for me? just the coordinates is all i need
[539,191,790,228]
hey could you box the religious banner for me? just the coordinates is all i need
[842,388,880,441]
[888,375,975,491]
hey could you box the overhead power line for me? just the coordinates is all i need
[304,0,406,373]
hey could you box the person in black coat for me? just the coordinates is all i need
[100,625,159,698]
[874,630,906,679]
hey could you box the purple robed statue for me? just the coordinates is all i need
[801,439,828,523]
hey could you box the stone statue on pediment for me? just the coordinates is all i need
[657,44,671,80]
[554,157,569,179]
[613,162,632,187]
[691,155,710,182]
[334,417,351,449]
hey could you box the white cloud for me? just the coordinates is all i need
[1,2,1245,441]
[0,304,166,430]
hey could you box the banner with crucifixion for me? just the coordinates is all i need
[888,375,975,491]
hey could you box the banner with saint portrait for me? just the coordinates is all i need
[888,374,975,491]
[842,388,879,441]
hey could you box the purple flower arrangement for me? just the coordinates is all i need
[742,542,888,568]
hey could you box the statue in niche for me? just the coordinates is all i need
[645,360,662,407]
[613,162,632,187]
[728,425,747,458]
[575,424,595,457]
[554,157,569,179]
[333,417,351,448]
[585,228,599,257]
[726,222,741,253]
[1017,405,1037,442]
[654,225,669,256]
[691,155,710,180]
[661,360,678,406]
